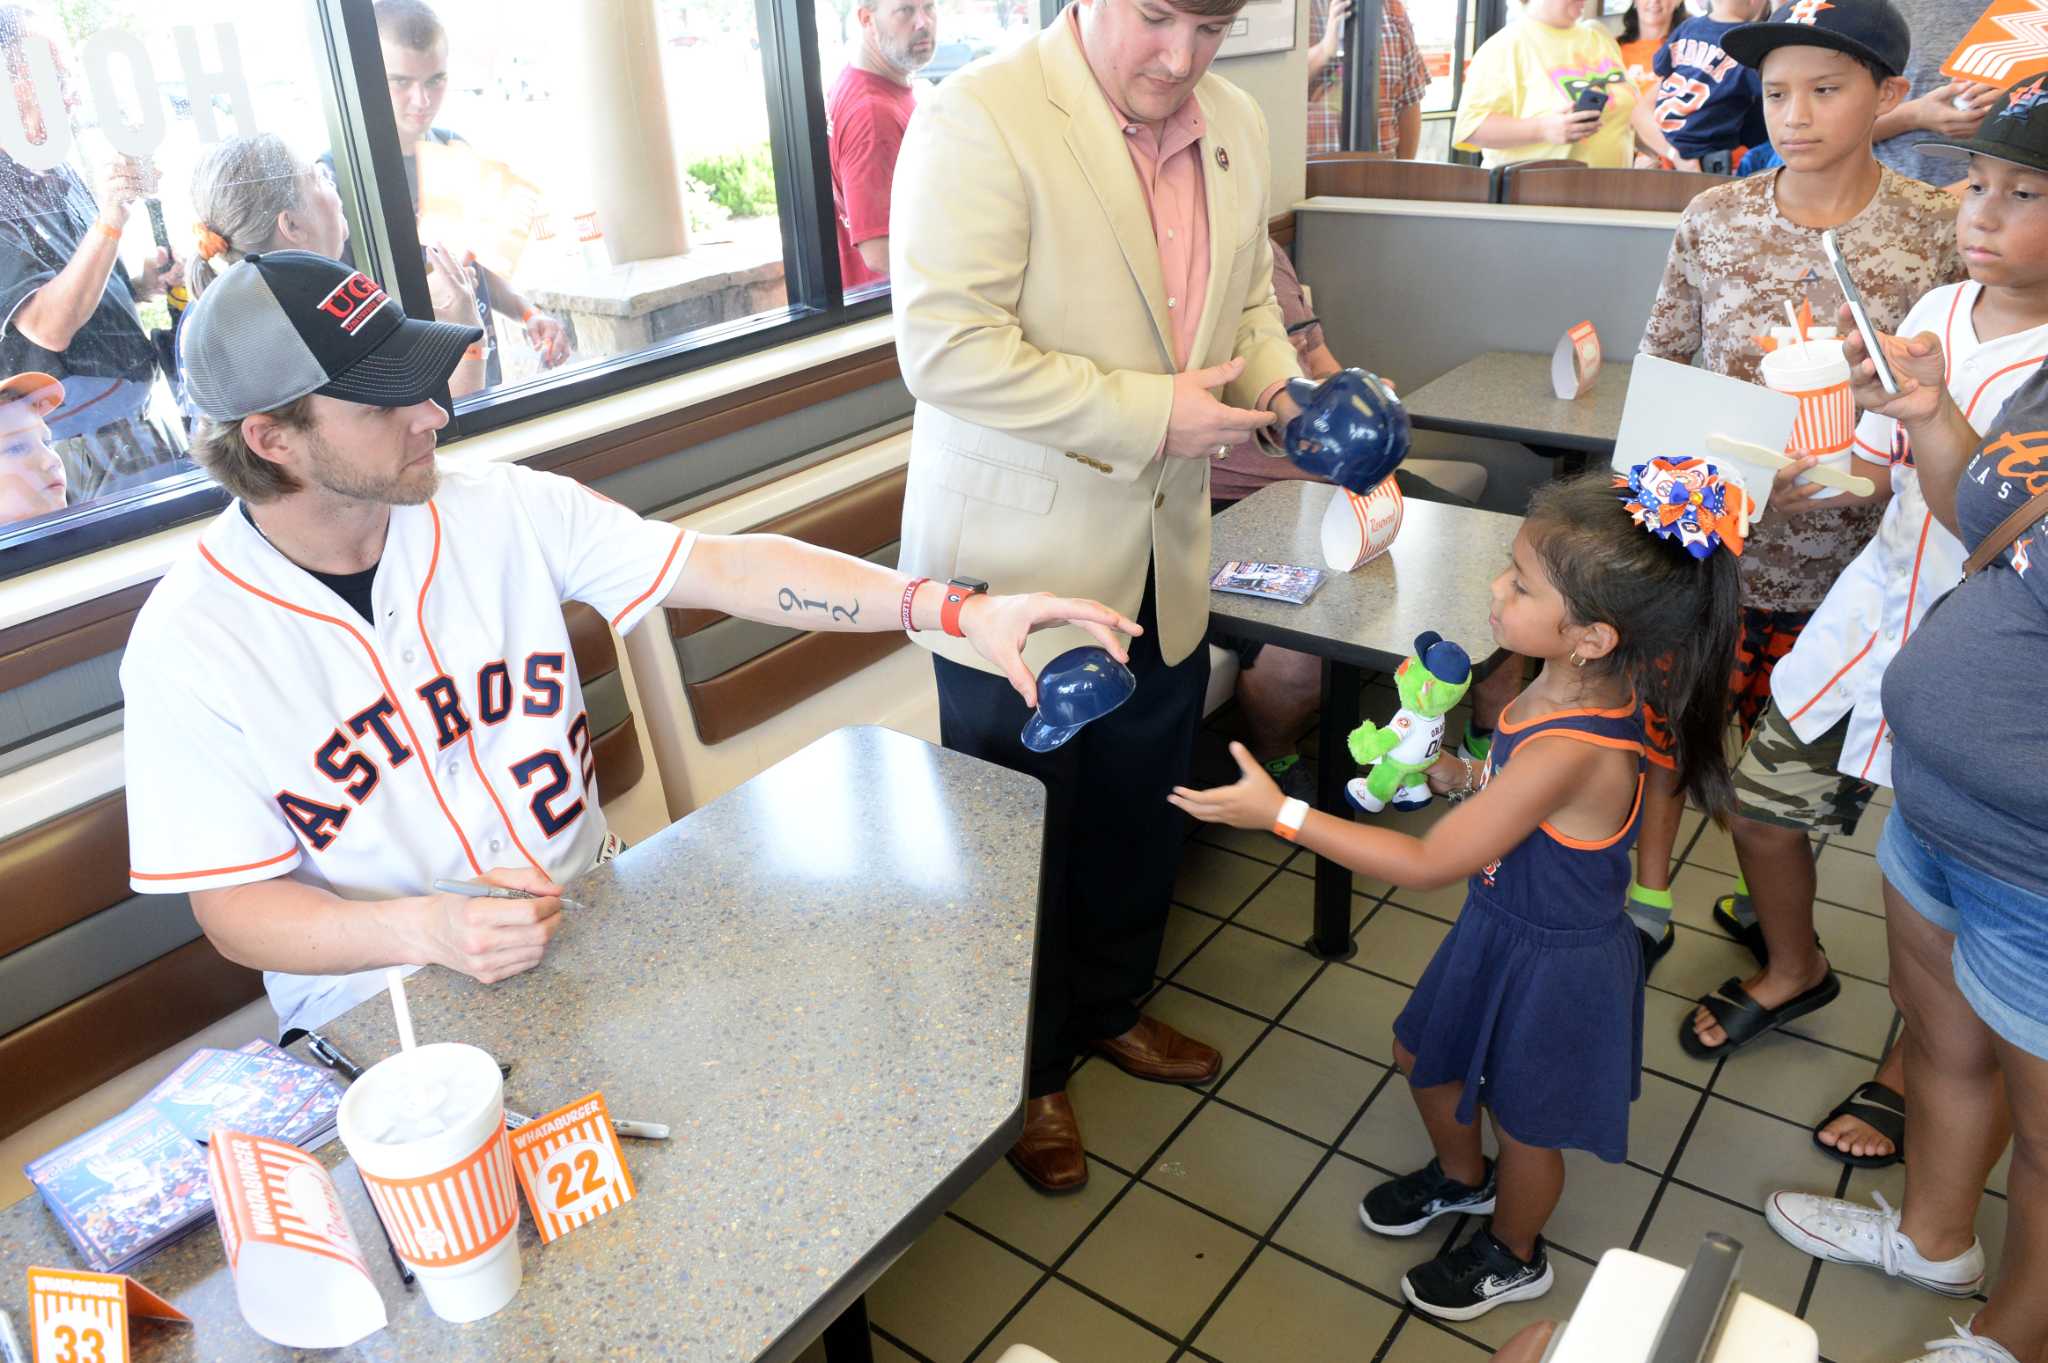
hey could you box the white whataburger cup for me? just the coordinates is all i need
[338,1042,523,1323]
[1758,338,1855,499]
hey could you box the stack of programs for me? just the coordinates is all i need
[24,1040,345,1272]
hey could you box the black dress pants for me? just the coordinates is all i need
[933,574,1209,1098]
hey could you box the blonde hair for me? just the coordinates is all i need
[187,134,306,298]
[190,397,316,503]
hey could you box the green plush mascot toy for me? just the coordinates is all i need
[1344,632,1473,814]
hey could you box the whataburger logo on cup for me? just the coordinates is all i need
[205,1130,387,1348]
[337,1042,523,1324]
[357,1124,518,1268]
[1321,475,1404,572]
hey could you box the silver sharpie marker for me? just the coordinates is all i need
[431,879,590,913]
[505,1107,670,1141]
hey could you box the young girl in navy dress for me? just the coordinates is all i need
[1172,463,1746,1322]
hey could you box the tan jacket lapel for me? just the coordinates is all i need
[1040,20,1175,367]
[1188,96,1235,367]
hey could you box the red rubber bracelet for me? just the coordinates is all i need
[900,577,928,632]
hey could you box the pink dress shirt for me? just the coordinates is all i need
[1070,9,1289,449]
[1071,6,1210,369]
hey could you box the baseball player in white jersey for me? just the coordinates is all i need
[121,250,1137,1039]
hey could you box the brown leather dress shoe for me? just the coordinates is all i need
[1008,1092,1088,1192]
[1090,1015,1221,1085]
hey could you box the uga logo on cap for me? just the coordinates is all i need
[316,271,391,335]
[1785,0,1834,23]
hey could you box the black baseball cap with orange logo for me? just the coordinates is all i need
[1723,0,1911,79]
[1924,74,2048,177]
[180,251,483,423]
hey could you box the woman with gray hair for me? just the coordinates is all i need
[188,133,484,397]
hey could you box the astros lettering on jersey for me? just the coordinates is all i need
[121,459,693,1035]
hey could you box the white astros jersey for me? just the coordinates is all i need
[1769,281,2048,788]
[120,458,695,1035]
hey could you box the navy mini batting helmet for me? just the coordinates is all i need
[1021,646,1137,752]
[1279,368,1411,495]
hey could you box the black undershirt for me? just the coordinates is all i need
[241,502,379,623]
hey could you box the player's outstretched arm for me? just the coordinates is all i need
[191,866,567,986]
[667,533,1142,706]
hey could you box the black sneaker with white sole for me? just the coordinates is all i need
[1402,1229,1554,1321]
[1358,1157,1496,1236]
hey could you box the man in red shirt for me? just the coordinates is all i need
[828,0,937,288]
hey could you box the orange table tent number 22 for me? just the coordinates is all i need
[25,1267,187,1363]
[508,1092,637,1245]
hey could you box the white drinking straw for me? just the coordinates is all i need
[386,967,417,1052]
[1784,301,1811,361]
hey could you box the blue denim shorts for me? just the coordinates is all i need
[1879,811,2048,1060]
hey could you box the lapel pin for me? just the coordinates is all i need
[1215,146,1230,171]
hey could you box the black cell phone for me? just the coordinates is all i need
[1572,86,1610,114]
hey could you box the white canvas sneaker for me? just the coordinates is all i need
[1764,1191,1985,1297]
[1905,1317,2020,1363]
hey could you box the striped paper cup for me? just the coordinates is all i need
[1761,340,1856,496]
[338,1042,523,1322]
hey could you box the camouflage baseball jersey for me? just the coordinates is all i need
[1640,167,1964,612]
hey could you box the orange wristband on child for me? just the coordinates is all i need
[1273,798,1309,842]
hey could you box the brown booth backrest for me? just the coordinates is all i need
[1305,155,1494,204]
[0,793,264,1140]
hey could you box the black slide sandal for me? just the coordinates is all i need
[1711,894,1769,965]
[1678,972,1842,1059]
[1813,1081,1905,1169]
[1708,895,1827,974]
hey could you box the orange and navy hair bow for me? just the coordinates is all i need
[1614,457,1753,559]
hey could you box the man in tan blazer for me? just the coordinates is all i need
[892,0,1304,1191]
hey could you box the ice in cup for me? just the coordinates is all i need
[337,1042,522,1323]
[1759,337,1855,499]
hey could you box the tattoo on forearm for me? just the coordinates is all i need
[777,587,860,624]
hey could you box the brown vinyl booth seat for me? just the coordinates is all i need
[0,603,664,1142]
[1498,163,1730,212]
[1305,154,1494,204]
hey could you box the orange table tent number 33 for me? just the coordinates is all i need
[25,1267,187,1363]
[508,1092,636,1245]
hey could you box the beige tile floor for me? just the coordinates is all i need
[820,685,2015,1363]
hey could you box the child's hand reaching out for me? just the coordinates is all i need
[1169,742,1285,831]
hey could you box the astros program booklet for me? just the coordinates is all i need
[1210,560,1327,605]
[23,1040,344,1272]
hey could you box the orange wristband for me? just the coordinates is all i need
[95,220,121,242]
[463,343,485,360]
[1273,798,1309,841]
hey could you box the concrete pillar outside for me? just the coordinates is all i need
[572,0,689,265]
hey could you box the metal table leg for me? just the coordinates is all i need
[1308,658,1363,961]
[822,1294,874,1363]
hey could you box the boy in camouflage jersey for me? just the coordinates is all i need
[1631,0,1962,1046]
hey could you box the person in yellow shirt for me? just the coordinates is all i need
[1454,0,1666,168]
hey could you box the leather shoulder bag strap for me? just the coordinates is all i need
[1964,487,2048,577]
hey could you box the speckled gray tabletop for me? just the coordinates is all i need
[0,726,1044,1362]
[1402,351,1632,453]
[1210,481,1518,670]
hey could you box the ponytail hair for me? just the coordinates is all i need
[1524,471,1743,816]
[186,134,304,298]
